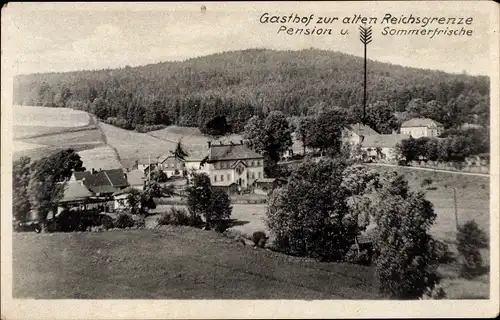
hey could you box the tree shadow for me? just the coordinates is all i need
[226,219,250,228]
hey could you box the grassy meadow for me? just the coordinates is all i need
[99,122,177,169]
[13,106,121,169]
[148,125,244,148]
[13,229,380,299]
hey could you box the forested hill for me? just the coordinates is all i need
[13,48,489,132]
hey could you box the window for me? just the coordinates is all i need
[258,172,261,178]
[214,175,217,182]
[251,161,254,167]
[227,174,230,181]
[252,172,255,179]
[221,175,224,181]
[247,172,249,179]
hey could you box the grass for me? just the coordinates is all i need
[14,105,90,128]
[369,165,490,244]
[148,125,244,148]
[77,145,123,170]
[99,122,177,169]
[23,127,104,147]
[12,229,380,299]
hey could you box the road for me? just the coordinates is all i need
[364,163,490,177]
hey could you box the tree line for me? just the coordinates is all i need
[14,49,489,133]
[396,127,490,165]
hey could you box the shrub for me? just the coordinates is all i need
[115,213,135,229]
[456,220,488,278]
[252,231,269,248]
[100,215,114,230]
[432,239,454,264]
[157,207,200,227]
[344,246,371,266]
[421,178,433,189]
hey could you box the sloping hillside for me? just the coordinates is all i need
[14,49,489,131]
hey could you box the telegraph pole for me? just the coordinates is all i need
[359,24,372,125]
[453,188,459,230]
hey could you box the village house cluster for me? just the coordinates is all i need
[55,117,444,214]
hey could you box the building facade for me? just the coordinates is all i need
[400,118,444,138]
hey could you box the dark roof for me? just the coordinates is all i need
[209,143,263,161]
[348,123,379,136]
[361,134,410,148]
[401,118,443,128]
[79,168,128,194]
[87,185,119,195]
[73,171,91,181]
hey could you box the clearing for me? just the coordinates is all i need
[148,125,244,148]
[13,229,380,299]
[99,122,177,169]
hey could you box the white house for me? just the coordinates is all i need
[159,141,265,190]
[360,134,410,161]
[400,118,444,138]
[343,123,380,145]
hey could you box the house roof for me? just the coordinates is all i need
[113,186,136,196]
[59,181,93,203]
[401,118,443,128]
[209,143,263,161]
[79,168,128,194]
[361,134,410,149]
[348,123,379,136]
[127,169,145,186]
[254,178,276,184]
[73,171,92,181]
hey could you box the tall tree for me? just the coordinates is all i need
[12,157,32,222]
[370,173,440,299]
[27,149,84,231]
[307,108,348,156]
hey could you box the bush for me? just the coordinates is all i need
[135,124,167,133]
[115,213,135,229]
[100,215,114,230]
[344,246,371,266]
[456,220,488,278]
[157,207,201,227]
[432,239,454,264]
[252,231,268,248]
[421,178,433,189]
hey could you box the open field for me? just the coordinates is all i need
[99,122,177,169]
[23,127,104,148]
[148,125,244,148]
[369,165,490,244]
[13,229,380,299]
[14,105,90,128]
[12,106,122,170]
[77,145,123,170]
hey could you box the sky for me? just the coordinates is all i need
[2,2,495,76]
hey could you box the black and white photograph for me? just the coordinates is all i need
[1,1,498,318]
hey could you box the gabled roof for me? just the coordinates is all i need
[230,159,248,168]
[401,118,443,128]
[209,143,263,161]
[347,123,379,136]
[59,181,93,203]
[80,168,128,194]
[361,134,410,149]
[127,169,145,186]
[73,171,91,181]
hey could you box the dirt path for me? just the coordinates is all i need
[365,163,490,177]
